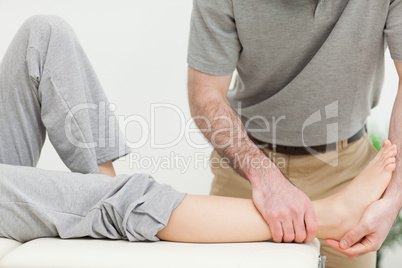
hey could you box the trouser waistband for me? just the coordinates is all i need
[250,126,367,155]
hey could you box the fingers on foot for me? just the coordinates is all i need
[305,208,318,242]
[281,220,295,243]
[270,222,284,243]
[293,218,307,243]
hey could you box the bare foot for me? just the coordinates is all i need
[314,140,397,240]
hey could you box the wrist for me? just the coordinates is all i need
[247,169,265,188]
[385,173,402,210]
[382,194,402,213]
[248,165,283,189]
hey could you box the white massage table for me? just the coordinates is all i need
[0,238,325,268]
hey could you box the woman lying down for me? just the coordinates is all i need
[0,15,397,247]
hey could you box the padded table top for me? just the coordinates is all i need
[0,238,21,262]
[0,238,320,268]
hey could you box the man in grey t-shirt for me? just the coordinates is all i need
[187,1,402,267]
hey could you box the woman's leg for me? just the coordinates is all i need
[0,163,186,243]
[0,15,130,173]
[157,141,396,243]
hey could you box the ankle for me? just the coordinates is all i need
[314,197,344,240]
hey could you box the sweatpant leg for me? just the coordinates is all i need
[0,15,130,173]
[0,163,186,243]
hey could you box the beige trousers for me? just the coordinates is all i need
[210,134,377,268]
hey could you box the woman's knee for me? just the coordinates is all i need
[21,14,75,41]
[23,14,68,29]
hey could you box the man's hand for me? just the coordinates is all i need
[326,61,402,258]
[252,169,318,243]
[326,198,399,258]
[188,66,317,243]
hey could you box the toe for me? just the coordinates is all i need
[381,143,397,159]
[385,149,398,159]
[373,145,385,163]
[377,140,390,157]
[385,163,396,172]
[383,139,392,148]
[386,156,396,164]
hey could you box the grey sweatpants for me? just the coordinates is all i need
[0,15,186,242]
[0,14,130,173]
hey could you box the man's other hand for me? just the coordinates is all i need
[326,199,399,258]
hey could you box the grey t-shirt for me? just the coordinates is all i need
[188,0,402,146]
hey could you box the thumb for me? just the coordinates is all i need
[339,224,367,250]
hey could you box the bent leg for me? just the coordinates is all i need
[0,163,185,242]
[0,15,130,173]
[0,17,46,167]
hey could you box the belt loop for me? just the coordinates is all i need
[341,139,348,150]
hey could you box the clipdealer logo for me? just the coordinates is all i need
[302,101,339,167]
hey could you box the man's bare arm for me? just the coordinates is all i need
[387,61,402,209]
[327,61,402,257]
[188,67,264,178]
[188,66,318,243]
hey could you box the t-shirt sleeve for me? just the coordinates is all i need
[187,0,242,76]
[385,0,402,62]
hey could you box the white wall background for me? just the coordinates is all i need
[0,0,400,266]
[0,0,213,195]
